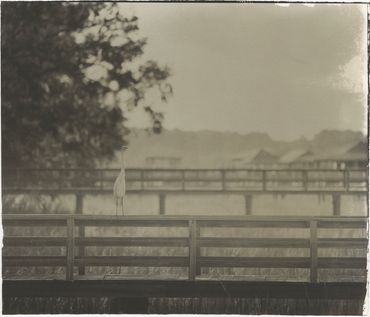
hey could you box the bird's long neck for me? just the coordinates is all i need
[120,151,125,171]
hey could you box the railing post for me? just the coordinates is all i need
[181,170,185,191]
[66,215,75,281]
[332,193,341,216]
[99,170,103,190]
[221,170,226,191]
[140,170,144,191]
[343,170,349,191]
[75,193,84,215]
[262,170,267,191]
[310,220,318,283]
[75,194,85,275]
[195,223,201,275]
[244,194,253,215]
[189,219,199,280]
[159,193,166,215]
[302,170,308,191]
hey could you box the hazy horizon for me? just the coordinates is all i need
[116,3,367,141]
[129,126,366,141]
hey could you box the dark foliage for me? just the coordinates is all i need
[2,2,172,168]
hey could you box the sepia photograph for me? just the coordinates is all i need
[1,0,368,315]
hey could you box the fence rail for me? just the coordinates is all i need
[2,168,367,192]
[2,214,367,283]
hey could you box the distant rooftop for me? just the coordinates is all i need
[279,149,313,164]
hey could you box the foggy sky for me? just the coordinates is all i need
[119,3,367,140]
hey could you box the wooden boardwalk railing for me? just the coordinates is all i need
[2,168,367,193]
[3,214,367,283]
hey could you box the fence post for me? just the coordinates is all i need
[189,220,198,280]
[181,170,186,191]
[140,170,144,191]
[66,215,75,281]
[221,170,226,191]
[343,170,349,191]
[99,170,103,190]
[262,171,267,191]
[332,194,341,216]
[302,170,308,191]
[310,220,318,283]
[245,194,253,215]
[195,223,201,275]
[159,193,166,215]
[75,194,85,275]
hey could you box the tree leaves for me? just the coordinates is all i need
[2,2,172,168]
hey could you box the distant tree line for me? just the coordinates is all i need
[2,2,172,168]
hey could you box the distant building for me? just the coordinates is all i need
[229,149,279,169]
[293,141,367,170]
[279,149,316,169]
[313,141,367,170]
[145,156,182,168]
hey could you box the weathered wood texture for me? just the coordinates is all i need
[2,214,367,282]
[66,216,75,281]
[188,220,198,280]
[3,280,366,300]
[76,194,85,275]
[310,220,318,282]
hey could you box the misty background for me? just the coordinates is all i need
[101,3,368,169]
[119,3,367,140]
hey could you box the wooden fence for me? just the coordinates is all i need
[3,214,367,283]
[2,168,367,192]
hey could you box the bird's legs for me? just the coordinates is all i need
[115,198,124,216]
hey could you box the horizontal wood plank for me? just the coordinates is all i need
[318,238,367,248]
[199,257,311,268]
[197,220,310,228]
[3,256,66,266]
[75,237,189,247]
[318,257,367,269]
[199,238,310,248]
[74,219,189,227]
[4,167,365,172]
[75,256,188,267]
[318,221,367,229]
[73,215,190,227]
[3,188,367,194]
[2,214,67,226]
[3,237,66,246]
[2,280,367,299]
